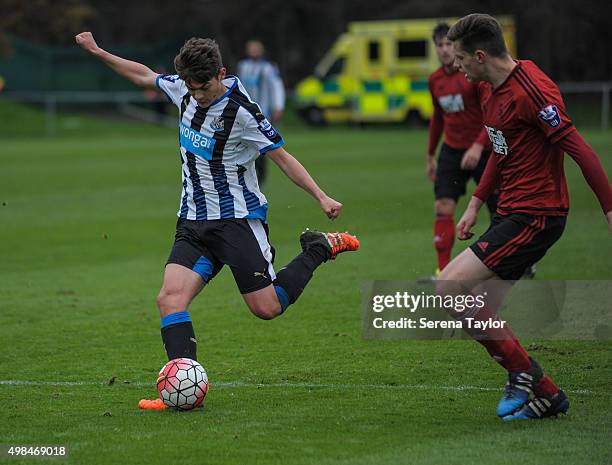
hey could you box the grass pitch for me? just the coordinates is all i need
[1,103,611,464]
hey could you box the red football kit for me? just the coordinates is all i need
[456,61,611,418]
[473,60,612,216]
[428,67,489,154]
[428,67,492,271]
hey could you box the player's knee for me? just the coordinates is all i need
[437,263,461,281]
[157,286,186,315]
[435,199,456,216]
[248,301,282,320]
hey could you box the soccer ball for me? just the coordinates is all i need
[157,358,208,410]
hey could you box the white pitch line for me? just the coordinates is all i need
[0,380,598,395]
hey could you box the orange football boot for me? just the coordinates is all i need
[138,398,167,410]
[300,230,360,260]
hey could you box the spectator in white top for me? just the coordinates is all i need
[238,40,286,185]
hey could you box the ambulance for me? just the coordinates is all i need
[295,17,516,124]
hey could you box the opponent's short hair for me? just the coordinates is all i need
[447,14,508,57]
[174,38,223,84]
[432,23,450,43]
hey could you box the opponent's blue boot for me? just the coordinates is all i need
[496,358,543,418]
[503,389,569,421]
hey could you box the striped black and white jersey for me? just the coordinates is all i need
[156,74,284,221]
[236,59,285,116]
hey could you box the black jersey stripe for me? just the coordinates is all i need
[237,165,261,211]
[230,87,283,145]
[229,86,264,121]
[179,178,189,218]
[180,93,190,118]
[549,122,574,142]
[497,204,569,213]
[190,104,208,131]
[210,98,241,218]
[514,67,546,107]
[513,71,545,108]
[185,104,210,220]
[516,67,549,104]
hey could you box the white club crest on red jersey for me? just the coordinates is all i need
[485,125,509,156]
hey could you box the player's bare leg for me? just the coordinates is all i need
[157,264,206,318]
[156,264,206,361]
[140,265,207,410]
[438,246,494,281]
[242,286,282,320]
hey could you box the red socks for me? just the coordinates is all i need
[464,305,532,372]
[536,374,560,397]
[434,215,454,270]
[465,305,560,396]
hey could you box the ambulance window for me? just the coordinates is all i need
[398,40,427,58]
[368,42,380,61]
[323,57,345,79]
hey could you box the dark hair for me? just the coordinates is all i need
[432,23,450,43]
[447,14,507,57]
[174,38,223,84]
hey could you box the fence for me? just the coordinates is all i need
[558,82,611,130]
[1,81,611,135]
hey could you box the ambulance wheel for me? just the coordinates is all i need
[304,106,325,126]
[405,110,427,127]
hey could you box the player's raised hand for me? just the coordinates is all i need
[320,196,343,219]
[75,32,100,54]
[456,208,477,240]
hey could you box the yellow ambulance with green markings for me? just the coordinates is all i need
[295,17,516,124]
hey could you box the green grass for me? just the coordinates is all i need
[1,102,611,465]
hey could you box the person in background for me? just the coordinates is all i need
[238,40,286,186]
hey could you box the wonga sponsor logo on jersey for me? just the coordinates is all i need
[180,123,216,160]
[485,125,509,156]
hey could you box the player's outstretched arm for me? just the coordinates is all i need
[267,147,342,219]
[75,32,157,89]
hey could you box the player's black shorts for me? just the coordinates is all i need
[434,143,491,201]
[167,218,276,294]
[470,213,566,280]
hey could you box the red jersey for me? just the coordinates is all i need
[474,60,576,216]
[428,67,488,154]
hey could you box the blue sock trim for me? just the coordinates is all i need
[274,285,290,313]
[161,311,192,328]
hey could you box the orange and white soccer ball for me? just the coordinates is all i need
[157,358,208,410]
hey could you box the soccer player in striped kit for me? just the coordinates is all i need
[426,23,493,275]
[437,14,612,420]
[237,40,286,186]
[75,33,359,410]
